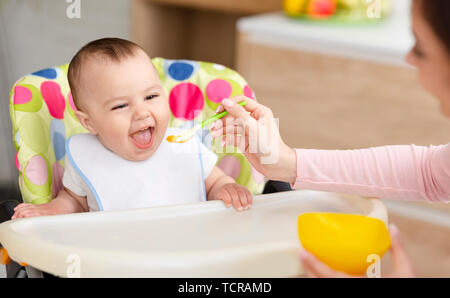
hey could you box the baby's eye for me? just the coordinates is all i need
[145,94,158,101]
[111,103,127,111]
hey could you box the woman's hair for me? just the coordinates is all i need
[419,0,450,54]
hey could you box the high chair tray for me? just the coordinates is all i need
[0,190,387,277]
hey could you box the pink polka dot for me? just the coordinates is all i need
[15,151,22,172]
[41,81,66,119]
[244,85,255,99]
[206,79,232,103]
[251,167,265,184]
[169,83,204,120]
[51,162,65,198]
[25,155,48,186]
[68,92,77,111]
[218,156,241,180]
[13,85,32,105]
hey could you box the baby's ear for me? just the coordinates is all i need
[74,110,98,135]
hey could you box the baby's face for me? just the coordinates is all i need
[75,50,170,161]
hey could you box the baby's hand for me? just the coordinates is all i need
[11,203,56,219]
[216,183,253,211]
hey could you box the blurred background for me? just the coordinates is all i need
[0,0,449,277]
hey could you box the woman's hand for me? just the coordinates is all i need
[211,96,298,184]
[299,224,416,278]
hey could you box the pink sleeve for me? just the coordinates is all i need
[292,144,450,203]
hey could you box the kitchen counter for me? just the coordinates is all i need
[237,0,414,66]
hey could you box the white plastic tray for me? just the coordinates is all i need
[0,190,387,277]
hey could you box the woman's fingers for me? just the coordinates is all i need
[216,96,260,115]
[212,112,254,135]
[220,97,259,122]
[385,224,416,278]
[223,135,246,153]
[212,95,287,183]
[299,225,416,278]
[299,249,350,278]
[211,121,244,139]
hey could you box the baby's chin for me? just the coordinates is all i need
[125,150,157,162]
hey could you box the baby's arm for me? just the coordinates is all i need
[205,166,253,211]
[12,187,88,219]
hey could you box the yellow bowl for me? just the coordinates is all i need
[297,212,391,275]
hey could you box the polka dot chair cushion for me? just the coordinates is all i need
[9,58,265,205]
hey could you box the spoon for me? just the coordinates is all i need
[167,101,246,143]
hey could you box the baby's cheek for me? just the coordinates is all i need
[156,101,171,130]
[101,120,130,149]
[103,123,122,139]
[160,100,171,122]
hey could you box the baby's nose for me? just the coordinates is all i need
[134,106,152,121]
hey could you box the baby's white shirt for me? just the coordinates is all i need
[62,128,217,212]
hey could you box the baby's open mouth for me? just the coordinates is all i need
[130,126,154,149]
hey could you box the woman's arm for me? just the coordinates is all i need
[213,96,450,203]
[293,144,450,202]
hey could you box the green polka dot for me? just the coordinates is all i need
[31,196,52,205]
[217,152,251,186]
[59,64,69,76]
[18,113,50,154]
[14,84,43,113]
[66,99,79,121]
[152,57,165,80]
[14,130,20,150]
[200,62,235,77]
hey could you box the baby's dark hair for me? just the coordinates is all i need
[68,37,145,109]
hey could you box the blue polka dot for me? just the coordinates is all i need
[168,62,194,81]
[50,119,66,160]
[15,132,20,148]
[32,68,58,79]
[53,133,66,160]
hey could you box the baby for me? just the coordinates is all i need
[12,38,252,218]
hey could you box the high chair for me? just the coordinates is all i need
[0,58,388,278]
[0,58,284,277]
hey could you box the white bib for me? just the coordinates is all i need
[65,128,217,212]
